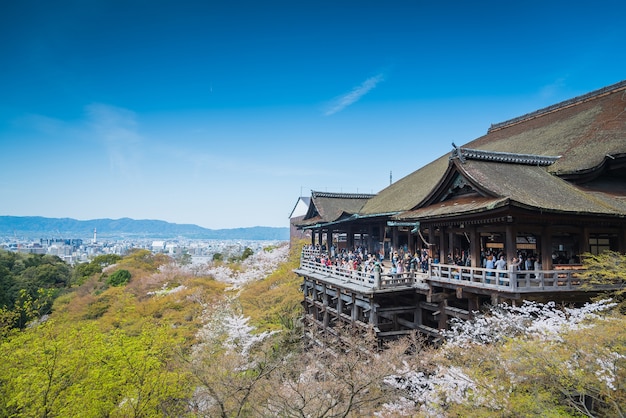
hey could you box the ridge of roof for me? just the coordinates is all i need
[450,145,560,166]
[488,79,626,132]
[311,190,376,199]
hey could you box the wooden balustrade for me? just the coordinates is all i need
[299,247,588,293]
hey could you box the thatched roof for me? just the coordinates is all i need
[472,81,626,176]
[359,156,449,215]
[394,196,510,221]
[361,80,626,217]
[460,159,625,214]
[395,155,626,222]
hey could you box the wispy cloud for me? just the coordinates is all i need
[324,74,385,116]
[538,77,568,100]
[85,103,143,178]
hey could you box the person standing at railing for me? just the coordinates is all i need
[373,262,382,289]
[403,253,411,277]
[509,257,522,286]
[410,253,420,272]
[396,256,404,275]
[485,254,495,283]
[495,255,507,284]
[421,254,429,273]
[534,257,543,280]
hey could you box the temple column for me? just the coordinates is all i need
[448,229,455,263]
[470,226,481,267]
[351,293,358,322]
[392,227,398,254]
[367,223,374,254]
[347,224,354,250]
[581,226,590,258]
[326,227,334,254]
[541,225,553,269]
[322,284,329,328]
[505,224,516,260]
[439,226,447,264]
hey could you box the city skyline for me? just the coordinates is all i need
[2,1,625,229]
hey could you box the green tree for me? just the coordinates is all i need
[241,247,253,261]
[0,320,193,417]
[580,250,626,312]
[91,254,122,267]
[177,252,192,267]
[72,261,102,286]
[118,249,169,273]
[107,269,131,287]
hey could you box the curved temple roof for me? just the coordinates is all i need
[359,80,626,219]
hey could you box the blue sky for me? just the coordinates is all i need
[1,1,625,229]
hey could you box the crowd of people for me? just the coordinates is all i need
[303,244,561,283]
[302,244,432,277]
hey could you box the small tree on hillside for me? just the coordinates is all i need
[107,269,131,287]
[580,250,626,310]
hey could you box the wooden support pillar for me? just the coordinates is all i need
[505,224,516,259]
[322,284,329,328]
[414,304,422,328]
[541,225,553,269]
[448,230,454,262]
[581,226,590,258]
[438,299,448,330]
[470,226,481,267]
[311,283,319,320]
[491,293,500,306]
[346,224,353,250]
[392,227,398,254]
[467,295,480,318]
[439,226,447,264]
[337,291,343,316]
[370,302,378,325]
[351,293,358,322]
[326,227,334,254]
[367,224,374,255]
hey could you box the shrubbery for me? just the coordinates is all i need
[106,269,131,287]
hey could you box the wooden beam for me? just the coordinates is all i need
[444,305,470,320]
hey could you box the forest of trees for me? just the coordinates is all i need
[0,245,624,417]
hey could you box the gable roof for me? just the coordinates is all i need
[297,191,376,227]
[472,79,626,176]
[395,152,626,222]
[288,196,311,219]
[361,80,626,217]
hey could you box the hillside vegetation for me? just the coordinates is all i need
[0,245,624,417]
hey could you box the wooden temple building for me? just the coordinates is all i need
[293,80,626,342]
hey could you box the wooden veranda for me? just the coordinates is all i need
[295,248,621,344]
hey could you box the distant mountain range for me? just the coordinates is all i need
[0,216,289,241]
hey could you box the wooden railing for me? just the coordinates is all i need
[299,247,590,293]
[429,264,585,293]
[299,257,423,288]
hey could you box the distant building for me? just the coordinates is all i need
[289,196,311,245]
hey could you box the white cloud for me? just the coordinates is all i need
[538,77,568,100]
[85,103,143,178]
[324,73,385,116]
